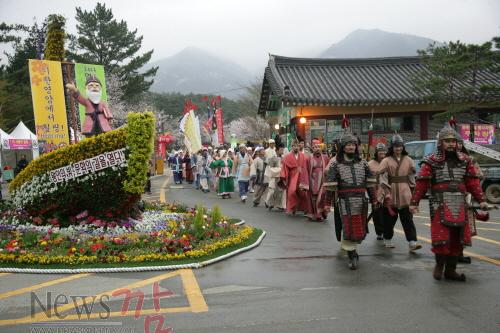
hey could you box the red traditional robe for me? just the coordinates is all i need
[308,153,330,220]
[73,92,113,135]
[411,154,485,256]
[280,151,312,215]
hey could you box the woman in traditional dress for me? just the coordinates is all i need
[210,150,234,199]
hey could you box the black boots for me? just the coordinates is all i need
[347,250,359,270]
[458,255,472,264]
[444,256,466,282]
[433,254,446,280]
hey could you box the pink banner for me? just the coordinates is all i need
[8,139,32,150]
[458,124,496,144]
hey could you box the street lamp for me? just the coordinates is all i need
[299,117,306,124]
[274,124,280,130]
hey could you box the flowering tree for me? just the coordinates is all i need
[228,116,270,142]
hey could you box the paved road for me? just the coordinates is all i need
[0,175,499,333]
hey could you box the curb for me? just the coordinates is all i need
[0,229,265,274]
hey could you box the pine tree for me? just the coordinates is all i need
[67,2,158,101]
[44,14,66,61]
[0,21,46,132]
[412,40,499,121]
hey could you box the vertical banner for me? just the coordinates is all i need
[215,108,224,144]
[29,59,69,147]
[74,63,107,128]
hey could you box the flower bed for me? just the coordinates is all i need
[0,202,261,268]
[9,112,155,222]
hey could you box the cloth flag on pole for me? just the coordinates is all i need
[179,110,202,154]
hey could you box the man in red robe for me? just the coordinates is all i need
[280,139,312,217]
[410,124,488,281]
[308,139,330,221]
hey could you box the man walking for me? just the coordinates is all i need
[324,132,378,270]
[251,147,268,207]
[280,139,312,217]
[308,139,330,221]
[234,144,253,203]
[265,144,286,211]
[368,143,388,240]
[378,134,421,252]
[410,124,488,281]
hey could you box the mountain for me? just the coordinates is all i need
[147,47,253,99]
[320,29,435,58]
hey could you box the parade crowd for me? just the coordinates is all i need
[166,122,489,280]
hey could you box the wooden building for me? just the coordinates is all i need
[258,55,500,148]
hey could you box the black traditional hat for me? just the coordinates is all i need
[85,74,101,86]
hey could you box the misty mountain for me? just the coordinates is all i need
[320,29,435,58]
[147,47,253,99]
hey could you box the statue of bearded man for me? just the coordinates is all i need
[66,75,113,137]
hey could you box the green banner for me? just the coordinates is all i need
[74,63,108,129]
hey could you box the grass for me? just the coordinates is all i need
[0,228,263,270]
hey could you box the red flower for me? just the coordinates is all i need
[90,243,105,252]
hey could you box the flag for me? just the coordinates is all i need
[215,108,224,143]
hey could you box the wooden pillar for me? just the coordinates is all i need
[420,113,428,140]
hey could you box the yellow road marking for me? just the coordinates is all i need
[391,228,500,266]
[473,236,500,246]
[476,227,500,232]
[160,172,171,203]
[0,269,207,326]
[0,273,11,277]
[181,266,209,312]
[422,223,500,246]
[414,214,500,225]
[0,273,92,301]
[476,221,500,225]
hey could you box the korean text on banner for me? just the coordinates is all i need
[74,63,108,128]
[29,59,69,147]
[458,124,496,144]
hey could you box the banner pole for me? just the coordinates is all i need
[62,61,79,144]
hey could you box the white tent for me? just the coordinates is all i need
[9,121,39,160]
[0,121,39,172]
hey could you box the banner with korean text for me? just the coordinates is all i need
[74,63,108,128]
[28,59,69,147]
[458,124,496,144]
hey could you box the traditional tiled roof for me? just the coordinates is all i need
[258,54,500,113]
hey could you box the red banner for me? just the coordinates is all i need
[157,134,174,158]
[215,108,224,143]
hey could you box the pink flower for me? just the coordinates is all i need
[76,210,89,220]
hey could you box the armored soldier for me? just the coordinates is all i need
[410,124,488,281]
[324,131,378,270]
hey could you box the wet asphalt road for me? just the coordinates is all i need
[0,175,499,333]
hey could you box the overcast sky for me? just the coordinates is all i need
[1,0,499,73]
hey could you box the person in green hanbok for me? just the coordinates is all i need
[210,150,234,199]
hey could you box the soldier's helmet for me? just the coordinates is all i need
[375,142,387,153]
[437,123,461,142]
[339,130,358,148]
[390,133,404,147]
